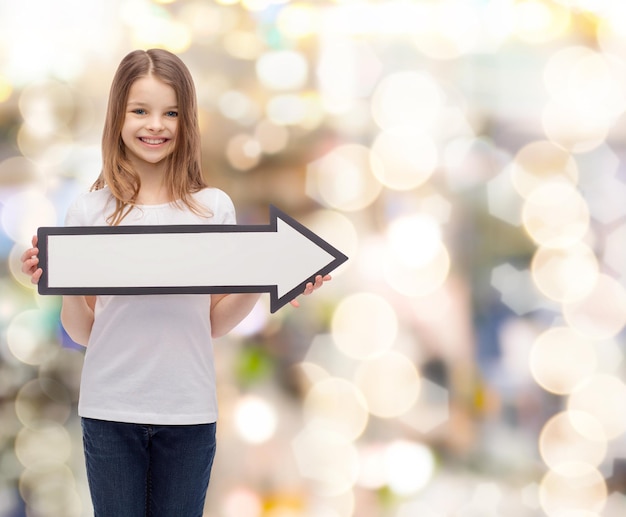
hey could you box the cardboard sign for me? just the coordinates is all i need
[37,205,348,312]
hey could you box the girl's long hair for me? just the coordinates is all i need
[92,49,208,225]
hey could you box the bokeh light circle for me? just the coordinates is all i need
[567,374,626,439]
[331,292,398,360]
[276,3,320,38]
[384,440,435,496]
[267,93,323,128]
[530,243,598,303]
[6,310,58,366]
[521,181,589,248]
[226,134,262,171]
[19,464,82,517]
[370,127,438,190]
[131,18,192,54]
[563,274,626,339]
[354,351,421,418]
[542,99,610,153]
[254,119,289,154]
[0,75,12,103]
[539,463,607,515]
[306,144,382,211]
[1,189,57,244]
[292,425,360,497]
[387,214,442,268]
[510,140,578,199]
[221,487,263,517]
[411,1,483,60]
[18,79,75,136]
[256,50,308,91]
[371,71,443,131]
[384,243,450,297]
[545,46,594,97]
[17,123,75,167]
[0,156,41,190]
[544,46,626,119]
[15,423,72,471]
[218,90,260,124]
[530,326,597,395]
[597,8,626,56]
[303,377,369,440]
[539,411,607,474]
[513,0,571,44]
[15,378,72,430]
[233,394,277,444]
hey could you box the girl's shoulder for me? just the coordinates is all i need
[191,187,236,223]
[69,186,114,206]
[65,187,115,226]
[191,186,232,205]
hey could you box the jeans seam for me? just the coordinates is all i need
[146,426,152,517]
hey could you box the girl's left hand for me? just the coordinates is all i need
[290,274,332,308]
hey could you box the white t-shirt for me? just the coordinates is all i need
[65,187,236,425]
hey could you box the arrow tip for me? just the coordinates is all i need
[268,205,348,312]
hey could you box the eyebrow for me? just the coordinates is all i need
[127,101,179,110]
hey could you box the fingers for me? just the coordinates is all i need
[31,267,43,284]
[21,235,41,283]
[21,248,39,270]
[20,247,38,263]
[21,236,39,263]
[305,274,331,294]
[21,256,42,284]
[291,274,333,308]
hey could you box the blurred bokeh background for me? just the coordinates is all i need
[3,0,626,515]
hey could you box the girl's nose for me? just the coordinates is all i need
[146,115,164,131]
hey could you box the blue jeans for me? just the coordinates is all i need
[81,418,217,517]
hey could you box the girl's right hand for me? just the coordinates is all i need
[21,235,43,284]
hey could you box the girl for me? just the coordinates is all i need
[21,48,329,517]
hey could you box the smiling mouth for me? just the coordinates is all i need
[140,137,168,145]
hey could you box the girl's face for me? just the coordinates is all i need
[121,75,178,174]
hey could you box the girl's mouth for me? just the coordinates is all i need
[140,137,167,145]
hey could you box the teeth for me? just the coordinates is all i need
[141,138,166,145]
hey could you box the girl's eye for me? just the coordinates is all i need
[132,109,146,115]
[166,111,178,117]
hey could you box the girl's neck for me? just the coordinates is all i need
[133,161,171,205]
[136,185,170,205]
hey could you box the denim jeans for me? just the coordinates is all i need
[81,417,217,517]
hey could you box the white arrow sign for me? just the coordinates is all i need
[37,205,348,312]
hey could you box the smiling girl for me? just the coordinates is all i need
[21,48,328,517]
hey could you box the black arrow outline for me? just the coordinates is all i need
[37,205,348,313]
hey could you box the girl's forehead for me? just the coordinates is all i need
[128,75,177,103]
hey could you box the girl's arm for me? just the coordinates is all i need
[60,296,96,346]
[209,274,331,338]
[22,235,95,347]
[210,293,261,338]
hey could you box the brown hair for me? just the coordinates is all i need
[92,49,208,225]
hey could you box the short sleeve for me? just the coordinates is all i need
[215,189,236,224]
[64,195,85,226]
